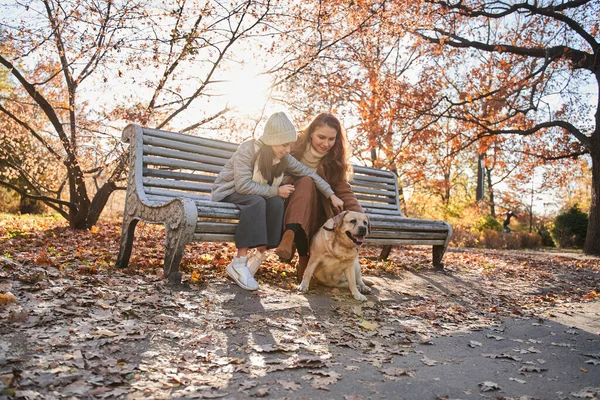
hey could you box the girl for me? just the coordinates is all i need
[274,113,362,281]
[211,112,343,291]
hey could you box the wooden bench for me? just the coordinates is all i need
[115,124,452,283]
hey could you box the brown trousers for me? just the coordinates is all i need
[283,176,330,247]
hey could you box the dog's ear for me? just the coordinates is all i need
[333,211,348,229]
[323,218,335,231]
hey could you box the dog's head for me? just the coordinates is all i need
[324,211,371,246]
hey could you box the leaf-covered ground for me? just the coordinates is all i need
[1,215,599,399]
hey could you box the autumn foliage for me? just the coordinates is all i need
[1,0,598,254]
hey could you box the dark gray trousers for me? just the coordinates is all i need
[222,193,284,249]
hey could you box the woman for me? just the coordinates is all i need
[274,113,363,281]
[211,112,343,291]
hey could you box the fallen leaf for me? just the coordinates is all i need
[421,356,438,366]
[571,387,600,398]
[380,367,416,378]
[482,353,522,361]
[360,320,377,331]
[478,381,500,392]
[93,328,119,337]
[277,380,301,391]
[509,377,526,384]
[0,292,18,306]
[519,366,548,373]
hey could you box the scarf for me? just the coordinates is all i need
[252,142,284,188]
[300,143,327,171]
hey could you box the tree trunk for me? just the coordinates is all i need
[85,181,118,228]
[19,195,45,214]
[583,131,600,255]
[486,167,495,218]
[476,153,485,202]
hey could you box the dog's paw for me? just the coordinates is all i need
[298,281,310,293]
[353,293,368,302]
[358,284,372,294]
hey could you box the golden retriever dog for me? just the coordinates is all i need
[298,211,371,301]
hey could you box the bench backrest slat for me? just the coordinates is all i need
[143,145,231,167]
[145,186,211,201]
[143,168,216,184]
[143,127,239,152]
[356,196,398,206]
[351,173,397,186]
[143,136,236,160]
[143,156,223,174]
[143,177,212,194]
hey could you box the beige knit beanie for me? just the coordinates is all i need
[259,112,297,145]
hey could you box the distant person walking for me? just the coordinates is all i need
[503,211,517,233]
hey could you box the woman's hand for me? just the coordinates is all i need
[278,184,295,199]
[330,194,344,213]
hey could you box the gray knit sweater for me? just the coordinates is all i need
[211,140,334,202]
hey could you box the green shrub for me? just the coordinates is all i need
[537,225,555,247]
[552,205,588,248]
[475,215,503,232]
[518,232,542,249]
[449,227,480,247]
[481,229,502,248]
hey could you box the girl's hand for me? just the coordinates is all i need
[330,194,344,213]
[278,184,295,199]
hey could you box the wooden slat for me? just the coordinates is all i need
[195,222,237,234]
[143,177,211,193]
[352,165,396,179]
[367,231,448,239]
[352,186,396,197]
[363,238,445,246]
[143,136,234,160]
[193,233,235,242]
[356,194,397,205]
[196,206,240,219]
[351,172,396,185]
[143,145,228,167]
[143,156,222,174]
[359,201,400,211]
[350,179,396,191]
[363,208,404,216]
[144,168,216,184]
[367,215,449,225]
[142,127,239,152]
[194,200,239,209]
[145,187,211,200]
[369,220,449,232]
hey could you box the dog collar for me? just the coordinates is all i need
[323,226,334,231]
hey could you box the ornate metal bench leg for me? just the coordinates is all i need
[433,245,445,271]
[163,227,189,285]
[115,217,139,269]
[379,245,393,260]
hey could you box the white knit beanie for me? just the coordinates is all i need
[259,112,297,145]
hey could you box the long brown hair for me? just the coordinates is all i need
[291,113,349,183]
[253,142,288,181]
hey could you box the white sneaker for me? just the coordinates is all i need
[226,256,259,291]
[247,250,268,276]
